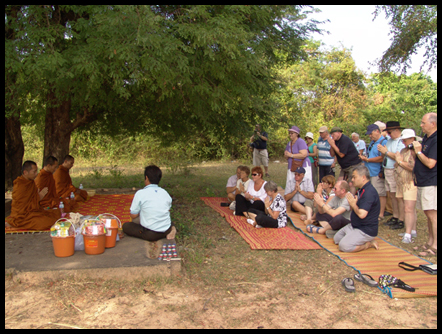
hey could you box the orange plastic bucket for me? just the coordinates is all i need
[52,235,75,257]
[83,233,106,255]
[105,227,118,248]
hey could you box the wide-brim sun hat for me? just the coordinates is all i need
[400,129,422,141]
[385,121,405,131]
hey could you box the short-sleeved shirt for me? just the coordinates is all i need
[236,178,251,197]
[350,182,380,237]
[328,194,351,220]
[384,138,406,169]
[130,184,172,232]
[317,137,334,166]
[334,134,362,170]
[413,131,437,187]
[284,177,314,204]
[252,131,268,150]
[247,180,268,203]
[308,143,317,164]
[353,139,367,156]
[365,136,387,177]
[226,174,238,195]
[269,193,287,228]
[285,138,311,170]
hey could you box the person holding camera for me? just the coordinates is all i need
[249,124,270,178]
[413,113,437,258]
[377,121,406,230]
[394,129,420,244]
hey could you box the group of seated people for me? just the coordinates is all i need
[6,155,89,230]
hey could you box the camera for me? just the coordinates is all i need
[408,143,414,149]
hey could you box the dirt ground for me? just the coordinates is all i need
[4,188,438,329]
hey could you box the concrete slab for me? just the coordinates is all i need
[5,233,182,282]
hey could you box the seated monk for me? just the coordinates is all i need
[53,155,88,205]
[6,161,60,230]
[35,155,72,211]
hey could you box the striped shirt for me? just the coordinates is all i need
[317,137,334,166]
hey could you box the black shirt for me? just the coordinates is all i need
[253,131,268,150]
[413,131,437,187]
[335,134,362,169]
[351,181,380,237]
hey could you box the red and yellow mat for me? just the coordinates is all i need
[201,197,322,250]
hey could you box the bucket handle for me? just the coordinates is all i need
[97,213,122,228]
[52,218,77,237]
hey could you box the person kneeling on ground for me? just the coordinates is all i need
[284,167,314,213]
[246,181,287,228]
[334,165,380,252]
[306,180,352,235]
[123,165,176,241]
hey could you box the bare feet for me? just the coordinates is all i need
[303,219,312,226]
[166,226,177,240]
[300,215,307,221]
[368,240,380,250]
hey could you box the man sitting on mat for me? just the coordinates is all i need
[334,165,380,252]
[305,180,352,235]
[284,167,314,213]
[123,165,176,241]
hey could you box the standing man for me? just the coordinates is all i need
[351,132,366,156]
[359,124,388,221]
[250,124,270,177]
[328,127,362,193]
[413,113,437,257]
[377,121,406,229]
[317,126,336,181]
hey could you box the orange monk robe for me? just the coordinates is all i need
[53,164,88,203]
[34,168,72,212]
[8,176,61,230]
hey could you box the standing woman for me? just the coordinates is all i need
[235,167,267,216]
[284,126,311,197]
[306,132,318,188]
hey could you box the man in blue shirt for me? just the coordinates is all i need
[123,165,176,241]
[317,126,336,181]
[359,124,387,221]
[334,165,380,253]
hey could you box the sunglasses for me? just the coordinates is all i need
[251,173,260,176]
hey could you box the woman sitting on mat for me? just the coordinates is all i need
[245,181,287,228]
[234,166,267,216]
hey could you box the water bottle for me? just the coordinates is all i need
[79,184,83,190]
[70,192,75,200]
[59,201,65,216]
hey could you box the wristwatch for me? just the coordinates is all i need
[417,151,422,155]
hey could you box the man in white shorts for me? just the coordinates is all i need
[412,113,437,257]
[250,124,270,177]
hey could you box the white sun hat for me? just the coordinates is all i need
[305,132,314,139]
[400,129,422,141]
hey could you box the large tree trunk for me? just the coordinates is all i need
[43,91,100,165]
[5,115,25,191]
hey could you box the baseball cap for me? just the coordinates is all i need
[319,126,328,133]
[294,167,306,174]
[330,127,343,134]
[366,124,380,135]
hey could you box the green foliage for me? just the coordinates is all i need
[373,5,437,74]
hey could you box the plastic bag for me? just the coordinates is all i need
[74,227,84,251]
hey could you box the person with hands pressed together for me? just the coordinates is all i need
[377,121,406,230]
[284,167,314,214]
[301,175,336,225]
[328,127,362,192]
[359,124,388,221]
[412,113,437,257]
[306,180,351,235]
[246,181,287,229]
[333,165,380,253]
[235,166,267,217]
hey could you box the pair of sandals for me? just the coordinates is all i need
[414,243,437,257]
[341,273,378,293]
[306,224,322,234]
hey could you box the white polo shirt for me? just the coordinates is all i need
[130,184,172,232]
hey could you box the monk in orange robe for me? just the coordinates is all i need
[53,155,88,205]
[6,161,60,230]
[34,155,73,212]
